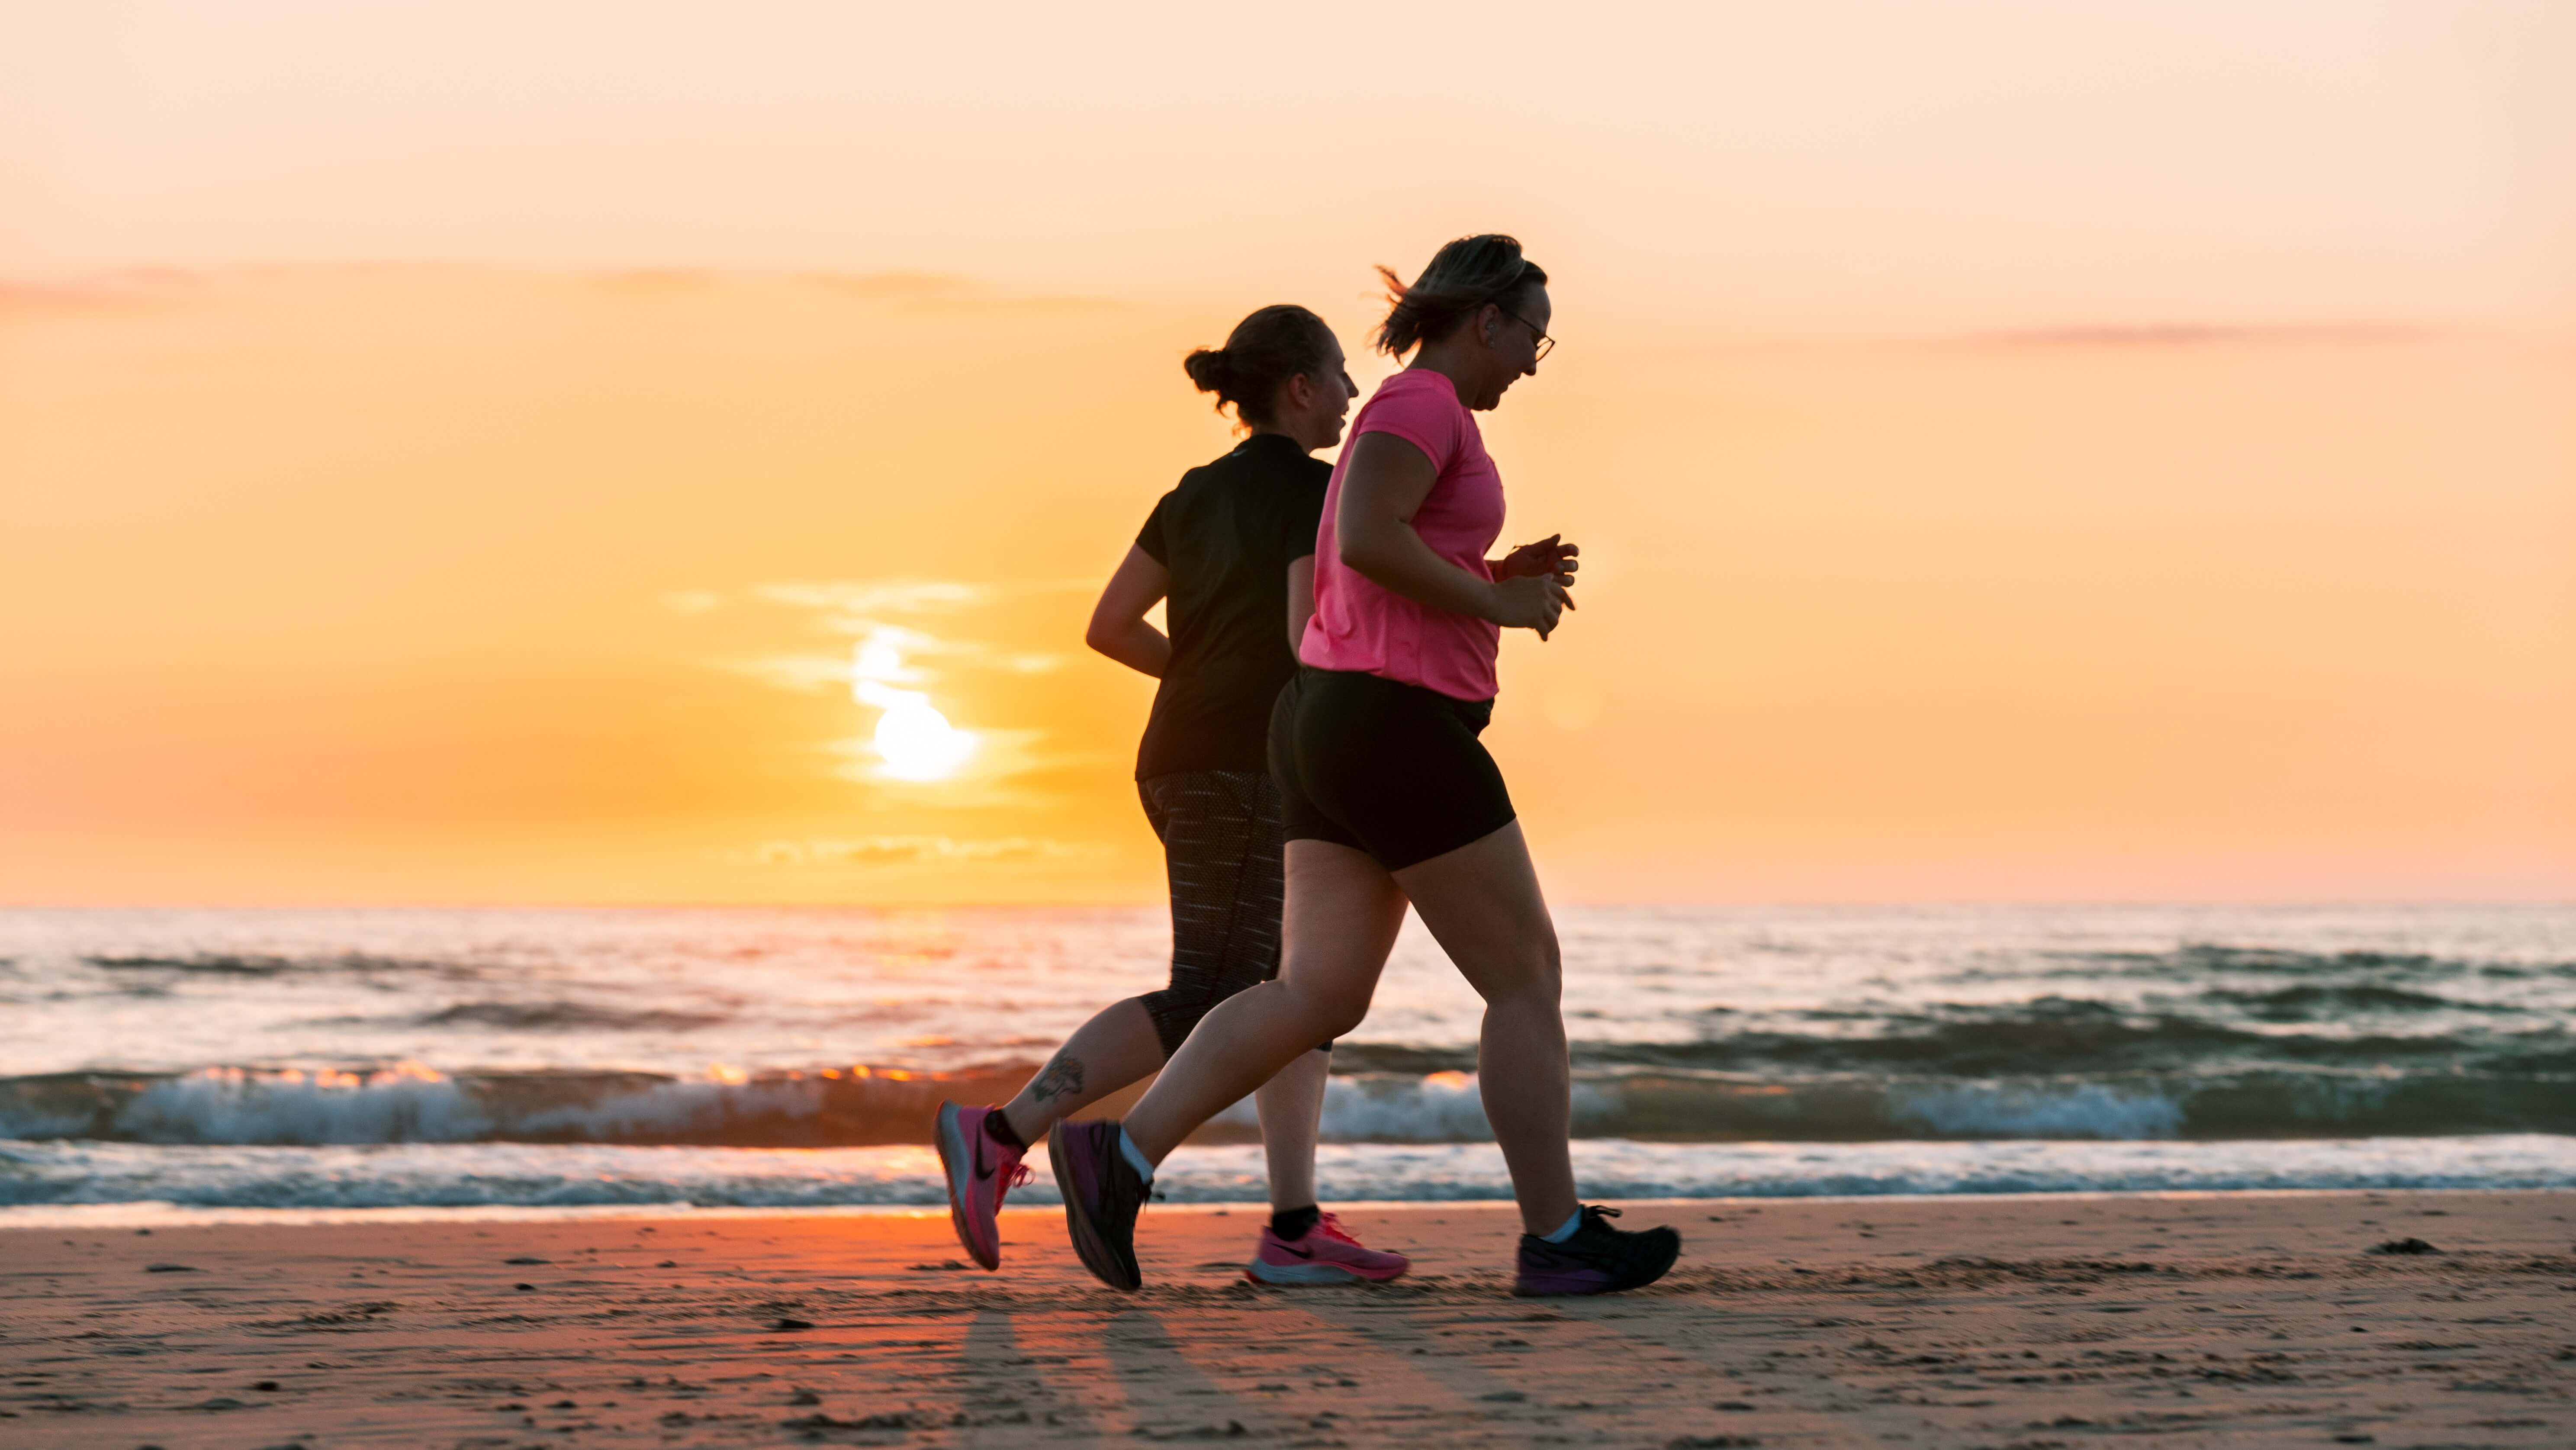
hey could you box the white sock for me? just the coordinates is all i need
[1116,1126,1156,1184]
[1540,1208,1585,1244]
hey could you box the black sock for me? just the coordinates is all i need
[981,1110,1026,1151]
[1270,1204,1321,1241]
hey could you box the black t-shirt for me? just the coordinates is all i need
[1132,433,1330,779]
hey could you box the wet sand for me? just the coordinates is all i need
[3,1189,2571,1448]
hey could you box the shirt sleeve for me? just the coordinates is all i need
[1135,493,1173,566]
[1352,380,1463,472]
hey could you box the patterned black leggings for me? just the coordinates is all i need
[1135,770,1290,1058]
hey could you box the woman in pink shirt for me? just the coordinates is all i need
[1052,236,1681,1296]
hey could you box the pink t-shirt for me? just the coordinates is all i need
[1299,370,1506,701]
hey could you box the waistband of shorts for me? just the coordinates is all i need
[1297,665,1495,724]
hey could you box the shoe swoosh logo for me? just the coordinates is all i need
[1280,1244,1314,1259]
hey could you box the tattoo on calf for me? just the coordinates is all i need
[1032,1053,1085,1103]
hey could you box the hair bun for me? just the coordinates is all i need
[1182,306,1335,429]
[1182,346,1233,394]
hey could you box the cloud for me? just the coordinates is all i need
[1961,322,2434,349]
[756,580,994,620]
[702,583,1061,694]
[789,271,983,300]
[600,267,1033,301]
[727,579,1093,680]
[594,269,1120,312]
[0,282,113,314]
[0,275,192,316]
[588,268,984,299]
[718,835,1093,867]
[725,626,951,694]
[826,726,1074,807]
[728,654,849,694]
[756,577,1093,619]
[699,578,1098,799]
[793,271,1126,315]
[593,268,722,292]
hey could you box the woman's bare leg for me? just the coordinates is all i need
[1393,821,1576,1235]
[1126,841,1406,1161]
[1253,1047,1332,1211]
[997,998,1166,1146]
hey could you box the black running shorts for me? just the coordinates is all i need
[1268,666,1516,872]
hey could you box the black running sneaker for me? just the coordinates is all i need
[1048,1119,1148,1291]
[1513,1205,1680,1296]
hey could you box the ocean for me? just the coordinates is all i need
[5,904,2573,1216]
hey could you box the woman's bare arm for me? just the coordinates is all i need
[1334,432,1572,638]
[1086,545,1173,678]
[1285,554,1316,654]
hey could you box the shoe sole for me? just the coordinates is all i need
[1244,1257,1410,1286]
[931,1103,999,1271]
[1048,1122,1139,1291]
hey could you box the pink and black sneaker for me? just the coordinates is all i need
[1512,1205,1680,1296]
[933,1102,1030,1271]
[1048,1118,1150,1291]
[1245,1212,1410,1286]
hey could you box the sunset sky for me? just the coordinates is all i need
[4,2,2571,904]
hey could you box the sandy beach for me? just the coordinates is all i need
[3,1189,2570,1448]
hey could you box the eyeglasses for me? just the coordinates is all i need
[1495,304,1554,361]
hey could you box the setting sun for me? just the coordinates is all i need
[868,695,977,783]
[852,631,979,783]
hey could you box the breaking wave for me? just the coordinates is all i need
[84,952,481,980]
[404,1002,732,1033]
[2040,944,2576,980]
[6,1059,2571,1148]
[9,1136,2576,1213]
[10,909,2574,1214]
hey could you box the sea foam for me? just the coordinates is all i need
[7,1134,2576,1213]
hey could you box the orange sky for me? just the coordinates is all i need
[3,4,2571,903]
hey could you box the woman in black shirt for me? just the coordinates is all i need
[936,305,1409,1285]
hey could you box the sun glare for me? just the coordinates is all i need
[871,693,978,781]
[852,632,977,782]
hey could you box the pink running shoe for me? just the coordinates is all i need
[1244,1212,1410,1286]
[933,1102,1030,1271]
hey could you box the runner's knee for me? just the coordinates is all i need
[1472,937,1561,1009]
[1138,983,1215,1058]
[1317,992,1373,1041]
